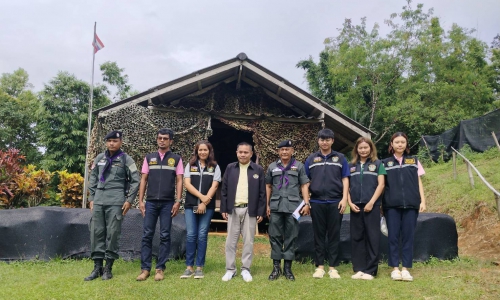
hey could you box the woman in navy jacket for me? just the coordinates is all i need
[382,132,426,282]
[348,137,386,280]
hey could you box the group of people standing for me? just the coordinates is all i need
[85,127,426,283]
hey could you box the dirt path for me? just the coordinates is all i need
[458,203,500,262]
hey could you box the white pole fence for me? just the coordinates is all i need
[451,147,500,219]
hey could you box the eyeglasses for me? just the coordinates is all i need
[157,137,170,141]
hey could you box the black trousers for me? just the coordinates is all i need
[350,204,380,275]
[310,202,343,267]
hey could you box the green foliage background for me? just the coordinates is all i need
[297,0,500,152]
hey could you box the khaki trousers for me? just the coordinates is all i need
[225,207,257,272]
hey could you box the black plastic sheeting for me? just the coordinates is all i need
[1,208,457,264]
[296,213,458,263]
[0,207,186,261]
[421,109,500,162]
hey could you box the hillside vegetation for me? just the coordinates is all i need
[421,147,500,260]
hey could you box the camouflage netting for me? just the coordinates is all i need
[165,83,304,118]
[89,105,210,166]
[215,117,321,169]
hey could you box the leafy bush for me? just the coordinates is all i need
[0,148,25,208]
[13,165,52,207]
[57,171,83,208]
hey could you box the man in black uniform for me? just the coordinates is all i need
[305,129,350,279]
[266,140,310,281]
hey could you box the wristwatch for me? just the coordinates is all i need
[305,202,311,208]
[175,199,182,203]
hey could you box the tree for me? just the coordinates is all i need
[100,61,138,101]
[37,72,110,173]
[0,68,33,97]
[0,69,41,163]
[298,0,497,150]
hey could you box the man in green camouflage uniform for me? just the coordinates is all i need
[265,140,310,281]
[85,130,140,281]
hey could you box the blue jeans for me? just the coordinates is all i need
[184,208,214,267]
[141,201,173,271]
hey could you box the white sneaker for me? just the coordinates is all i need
[391,270,402,281]
[351,271,364,279]
[328,269,341,279]
[241,270,253,282]
[221,271,236,281]
[312,268,325,278]
[401,270,413,281]
[360,273,374,280]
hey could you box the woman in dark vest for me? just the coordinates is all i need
[382,132,426,282]
[180,140,221,279]
[348,137,386,280]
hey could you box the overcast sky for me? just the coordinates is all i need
[1,0,499,95]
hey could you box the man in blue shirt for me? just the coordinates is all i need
[304,128,350,279]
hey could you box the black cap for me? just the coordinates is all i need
[104,130,123,141]
[277,140,293,148]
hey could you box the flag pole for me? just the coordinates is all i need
[82,22,97,208]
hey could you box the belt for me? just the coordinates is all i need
[234,204,248,208]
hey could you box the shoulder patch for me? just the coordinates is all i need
[387,161,394,167]
[368,164,376,172]
[332,156,339,162]
[350,166,356,172]
[128,163,138,173]
[313,157,322,163]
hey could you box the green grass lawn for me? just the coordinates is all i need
[1,236,499,300]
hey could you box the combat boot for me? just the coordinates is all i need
[102,259,114,280]
[268,259,282,281]
[284,260,295,281]
[84,259,103,281]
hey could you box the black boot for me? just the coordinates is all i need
[84,259,103,281]
[284,260,295,281]
[268,260,282,281]
[102,259,114,280]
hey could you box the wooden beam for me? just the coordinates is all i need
[242,61,369,137]
[334,133,355,147]
[276,86,282,96]
[340,145,352,153]
[236,65,243,90]
[147,107,322,124]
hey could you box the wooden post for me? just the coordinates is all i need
[496,193,500,220]
[467,163,475,188]
[492,132,500,152]
[452,152,457,180]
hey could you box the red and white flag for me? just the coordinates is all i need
[92,33,105,53]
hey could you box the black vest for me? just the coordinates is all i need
[145,151,181,201]
[306,151,346,200]
[185,162,217,209]
[382,155,421,209]
[349,159,382,205]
